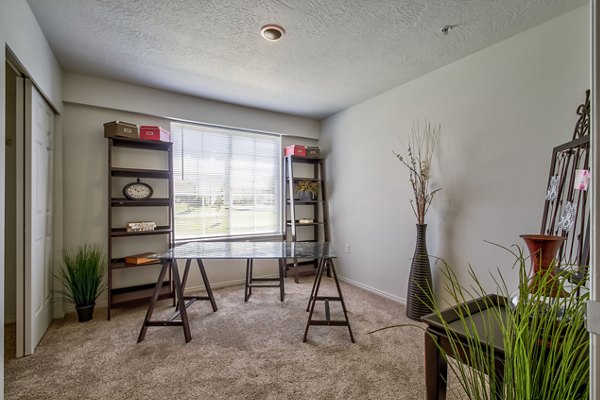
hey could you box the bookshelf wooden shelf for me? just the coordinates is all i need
[283,155,331,283]
[107,136,175,319]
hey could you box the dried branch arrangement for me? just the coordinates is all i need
[393,121,442,224]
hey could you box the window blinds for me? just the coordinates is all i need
[171,122,282,240]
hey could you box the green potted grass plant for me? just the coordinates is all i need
[425,249,588,400]
[57,244,107,322]
[371,244,589,399]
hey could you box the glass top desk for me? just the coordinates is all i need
[137,241,354,343]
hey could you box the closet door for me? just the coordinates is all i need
[21,78,54,355]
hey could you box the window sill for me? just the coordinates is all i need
[174,233,284,245]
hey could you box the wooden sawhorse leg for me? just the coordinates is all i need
[244,258,285,302]
[303,258,354,343]
[175,257,218,314]
[138,258,192,343]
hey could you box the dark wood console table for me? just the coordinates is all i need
[421,295,507,400]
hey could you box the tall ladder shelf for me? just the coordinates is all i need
[107,137,175,320]
[283,155,330,283]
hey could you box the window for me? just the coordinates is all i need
[171,122,282,240]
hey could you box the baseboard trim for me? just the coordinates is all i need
[185,273,279,293]
[185,274,407,305]
[338,275,406,305]
[56,274,283,317]
[65,274,402,316]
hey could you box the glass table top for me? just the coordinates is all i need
[151,241,337,260]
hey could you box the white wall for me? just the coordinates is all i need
[321,6,590,303]
[62,80,319,302]
[0,0,64,396]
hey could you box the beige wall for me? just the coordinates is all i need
[64,73,320,140]
[320,6,590,303]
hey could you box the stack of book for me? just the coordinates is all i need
[125,252,158,265]
[126,221,156,232]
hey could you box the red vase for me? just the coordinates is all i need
[520,234,566,297]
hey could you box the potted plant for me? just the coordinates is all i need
[57,244,107,322]
[295,180,319,201]
[373,242,589,399]
[370,245,589,399]
[429,251,589,399]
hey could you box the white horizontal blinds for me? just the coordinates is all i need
[172,122,281,240]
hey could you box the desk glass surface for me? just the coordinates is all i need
[151,241,337,260]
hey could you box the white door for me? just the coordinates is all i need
[20,79,54,355]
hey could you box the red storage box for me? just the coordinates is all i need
[140,126,171,142]
[285,145,306,157]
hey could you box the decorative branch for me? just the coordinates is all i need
[393,120,442,224]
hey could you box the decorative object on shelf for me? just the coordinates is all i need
[284,144,306,157]
[122,178,153,200]
[306,146,320,158]
[574,169,590,191]
[103,120,139,139]
[298,218,314,224]
[520,234,566,297]
[393,120,441,320]
[140,125,171,142]
[126,221,157,232]
[125,252,158,265]
[295,180,319,201]
[56,244,107,322]
[556,202,577,232]
[545,175,560,201]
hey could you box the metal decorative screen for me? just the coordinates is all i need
[540,90,590,282]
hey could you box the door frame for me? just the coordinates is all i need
[591,3,599,399]
[13,74,24,358]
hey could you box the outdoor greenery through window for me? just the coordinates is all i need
[171,122,282,240]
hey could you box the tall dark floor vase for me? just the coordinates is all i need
[406,224,434,321]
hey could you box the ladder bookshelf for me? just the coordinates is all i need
[107,137,175,319]
[283,155,330,283]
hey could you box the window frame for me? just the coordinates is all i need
[170,121,283,242]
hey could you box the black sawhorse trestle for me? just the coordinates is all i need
[137,258,217,343]
[304,258,354,343]
[245,258,285,302]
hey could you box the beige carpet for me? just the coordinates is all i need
[5,276,464,399]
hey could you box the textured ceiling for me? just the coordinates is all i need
[27,0,587,119]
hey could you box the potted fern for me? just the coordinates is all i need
[57,244,107,322]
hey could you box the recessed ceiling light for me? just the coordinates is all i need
[261,24,285,41]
